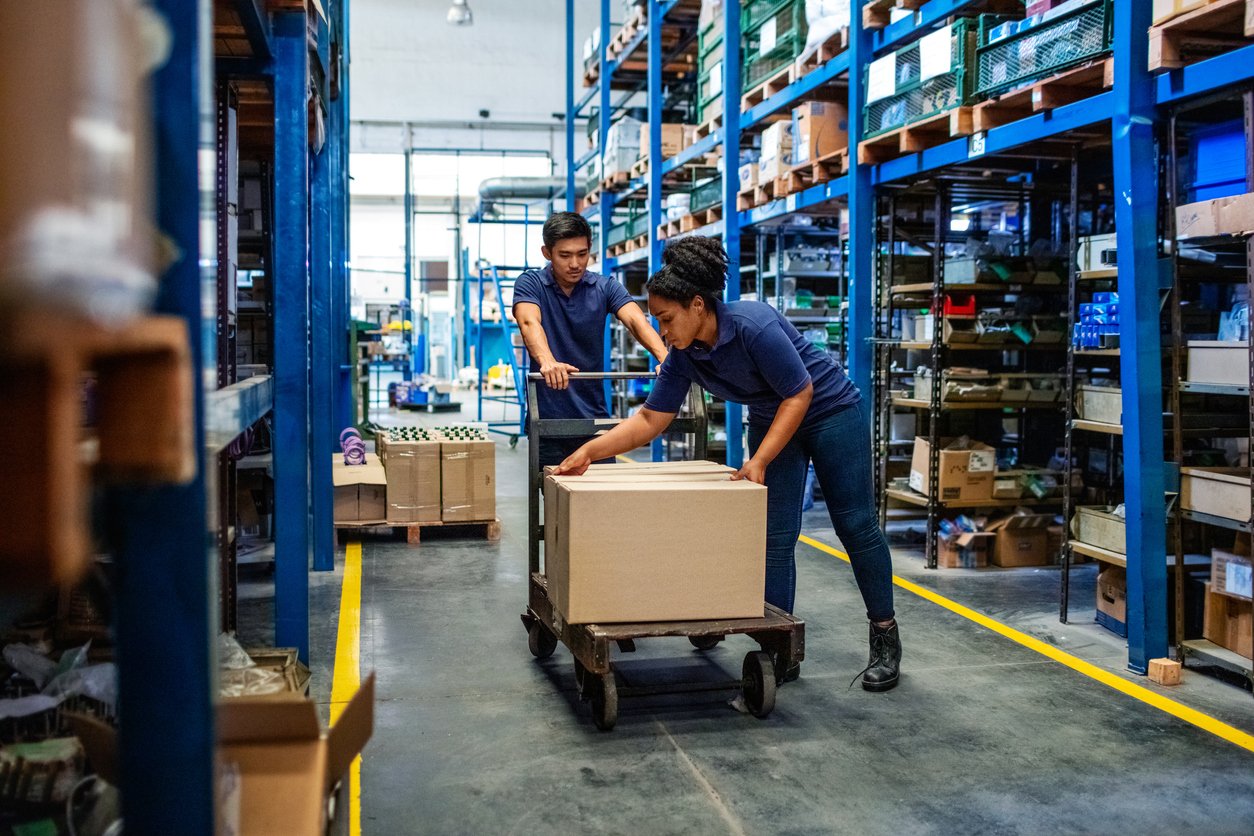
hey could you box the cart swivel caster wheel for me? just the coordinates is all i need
[689,634,723,651]
[509,435,520,449]
[742,651,777,719]
[590,672,618,731]
[527,622,557,659]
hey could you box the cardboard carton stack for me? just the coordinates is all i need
[377,428,442,523]
[543,461,767,623]
[936,509,1056,569]
[438,426,497,522]
[1204,544,1252,659]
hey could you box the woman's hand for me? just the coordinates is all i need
[732,457,767,485]
[554,448,592,476]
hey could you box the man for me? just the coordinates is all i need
[513,212,668,466]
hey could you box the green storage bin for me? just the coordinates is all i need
[862,17,979,140]
[691,177,723,212]
[743,0,802,33]
[975,0,1112,97]
[606,221,630,247]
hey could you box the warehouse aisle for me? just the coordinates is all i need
[329,434,1254,835]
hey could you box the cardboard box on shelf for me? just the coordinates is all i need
[1072,505,1126,554]
[738,161,759,192]
[937,532,993,568]
[1075,385,1122,424]
[1152,0,1207,25]
[791,101,849,165]
[907,437,996,502]
[1203,582,1253,659]
[378,435,441,524]
[1096,566,1127,636]
[332,454,387,525]
[987,512,1053,567]
[640,123,687,158]
[543,464,766,623]
[1180,467,1252,524]
[1076,232,1118,272]
[1186,341,1249,386]
[441,438,495,522]
[759,121,793,181]
[1211,548,1253,600]
[1175,192,1254,239]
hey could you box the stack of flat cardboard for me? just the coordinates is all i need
[543,461,767,624]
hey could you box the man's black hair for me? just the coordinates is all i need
[543,211,593,249]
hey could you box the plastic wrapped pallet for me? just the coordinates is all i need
[798,0,850,66]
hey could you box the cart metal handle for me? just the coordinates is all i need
[526,371,657,380]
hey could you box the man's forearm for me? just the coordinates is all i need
[517,319,556,364]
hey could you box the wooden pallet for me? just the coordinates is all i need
[335,517,502,546]
[794,28,850,78]
[740,64,796,111]
[599,170,630,193]
[1149,0,1254,72]
[607,233,649,257]
[694,112,723,141]
[862,0,925,30]
[737,186,763,212]
[857,106,974,165]
[629,156,648,179]
[973,58,1114,132]
[583,186,601,208]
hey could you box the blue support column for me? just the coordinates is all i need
[403,149,414,381]
[333,0,353,434]
[597,0,612,270]
[566,0,577,210]
[648,0,665,463]
[1112,0,1168,673]
[722,0,744,468]
[311,75,335,573]
[845,3,874,397]
[113,0,214,830]
[273,11,311,660]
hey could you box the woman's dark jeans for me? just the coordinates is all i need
[748,401,895,621]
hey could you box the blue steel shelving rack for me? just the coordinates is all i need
[565,0,1254,675]
[112,0,351,828]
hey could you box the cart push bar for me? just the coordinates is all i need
[525,371,710,576]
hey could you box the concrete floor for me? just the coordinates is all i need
[240,405,1254,835]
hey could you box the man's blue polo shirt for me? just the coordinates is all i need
[513,264,635,419]
[644,298,860,426]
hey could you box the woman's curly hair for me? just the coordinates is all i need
[646,237,728,307]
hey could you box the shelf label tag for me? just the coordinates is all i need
[711,61,723,95]
[761,17,777,55]
[868,54,896,104]
[919,25,953,81]
[968,130,987,159]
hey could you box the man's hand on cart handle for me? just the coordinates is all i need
[539,359,580,390]
[731,457,767,485]
[553,449,592,476]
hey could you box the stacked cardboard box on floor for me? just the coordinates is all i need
[332,453,388,524]
[439,426,496,522]
[543,461,766,623]
[376,428,442,523]
[371,425,496,524]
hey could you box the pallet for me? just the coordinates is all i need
[599,170,630,193]
[1149,0,1254,72]
[629,156,648,179]
[693,112,723,141]
[607,5,646,59]
[973,58,1114,132]
[608,233,649,257]
[857,106,974,165]
[657,206,723,240]
[582,187,600,208]
[783,148,849,195]
[740,64,796,111]
[794,28,850,78]
[737,186,764,212]
[1,314,195,591]
[335,517,502,546]
[862,0,925,30]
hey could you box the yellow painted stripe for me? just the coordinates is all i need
[615,454,634,463]
[331,541,364,836]
[797,533,1254,754]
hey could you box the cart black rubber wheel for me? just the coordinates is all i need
[591,672,618,731]
[689,634,723,651]
[527,622,557,659]
[742,651,777,719]
[509,435,520,449]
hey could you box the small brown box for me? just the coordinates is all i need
[1147,658,1181,686]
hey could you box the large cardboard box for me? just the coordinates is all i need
[379,437,442,524]
[1075,385,1122,424]
[791,101,848,165]
[1071,505,1126,554]
[1152,0,1207,25]
[1175,192,1254,239]
[937,532,993,568]
[1211,548,1253,600]
[1180,467,1251,524]
[987,513,1053,567]
[1203,582,1253,659]
[908,437,996,502]
[640,123,687,158]
[332,455,388,524]
[1096,566,1127,636]
[1186,340,1249,386]
[218,675,375,835]
[543,465,766,623]
[441,439,496,522]
[759,121,793,181]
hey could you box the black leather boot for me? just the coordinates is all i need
[861,620,901,692]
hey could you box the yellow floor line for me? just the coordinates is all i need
[797,534,1254,754]
[331,541,364,836]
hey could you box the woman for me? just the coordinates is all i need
[555,237,900,691]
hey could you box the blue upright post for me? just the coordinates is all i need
[846,1,874,398]
[1112,0,1167,673]
[722,0,744,468]
[403,149,414,381]
[113,0,214,831]
[311,42,335,573]
[333,0,354,434]
[598,0,612,271]
[566,0,577,211]
[273,11,311,660]
[648,0,665,463]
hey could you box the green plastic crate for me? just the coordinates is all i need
[699,37,724,78]
[691,177,722,212]
[975,0,1112,98]
[862,17,979,140]
[627,213,652,239]
[697,91,723,125]
[742,0,801,33]
[744,32,804,90]
[606,221,630,247]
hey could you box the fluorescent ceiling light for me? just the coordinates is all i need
[447,0,473,26]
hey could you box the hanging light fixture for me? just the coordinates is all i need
[446,0,473,26]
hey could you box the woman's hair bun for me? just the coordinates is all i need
[661,237,727,295]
